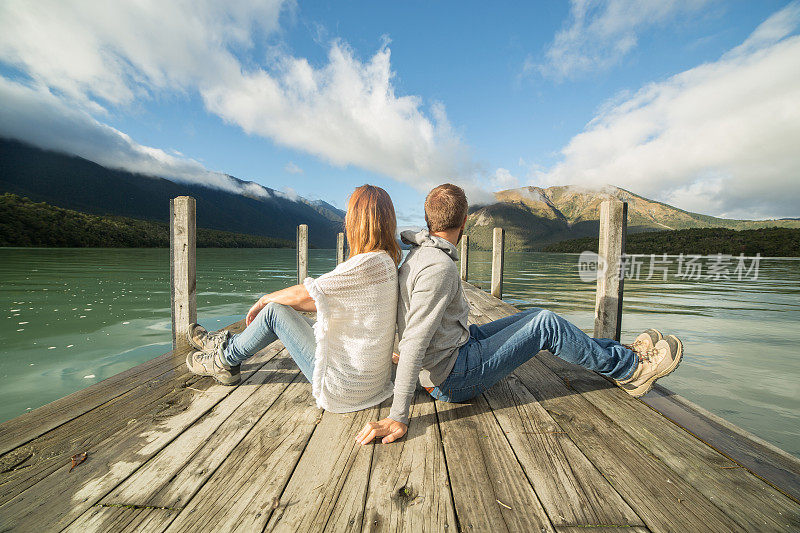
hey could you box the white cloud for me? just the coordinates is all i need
[533,3,800,219]
[284,161,303,174]
[201,41,475,192]
[490,168,520,190]
[0,0,283,110]
[534,0,710,81]
[0,0,485,198]
[0,77,279,200]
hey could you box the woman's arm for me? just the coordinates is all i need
[245,284,316,325]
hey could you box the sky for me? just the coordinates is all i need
[0,1,799,225]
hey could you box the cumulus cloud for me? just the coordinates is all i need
[0,0,484,197]
[490,168,520,190]
[0,0,283,110]
[202,42,475,192]
[533,3,800,219]
[533,0,710,81]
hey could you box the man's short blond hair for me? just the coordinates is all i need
[424,183,468,232]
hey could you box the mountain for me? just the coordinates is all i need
[466,185,800,250]
[0,138,345,247]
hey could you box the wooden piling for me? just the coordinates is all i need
[336,232,345,265]
[170,196,197,353]
[460,235,469,282]
[297,224,309,284]
[593,199,627,341]
[491,228,504,299]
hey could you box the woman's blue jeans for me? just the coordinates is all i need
[429,308,639,403]
[222,302,316,382]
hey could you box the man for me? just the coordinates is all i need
[355,183,682,445]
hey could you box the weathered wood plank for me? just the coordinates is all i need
[297,224,309,284]
[0,343,280,531]
[64,506,178,533]
[484,375,644,528]
[63,349,299,532]
[642,384,800,504]
[160,379,320,533]
[436,394,554,532]
[556,526,650,533]
[0,367,196,505]
[170,196,197,353]
[491,227,504,299]
[460,235,469,281]
[0,322,247,505]
[513,357,746,533]
[361,390,457,532]
[593,199,626,341]
[539,354,800,530]
[263,405,379,531]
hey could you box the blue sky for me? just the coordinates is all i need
[1,1,799,224]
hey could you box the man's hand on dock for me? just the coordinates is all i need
[355,417,407,445]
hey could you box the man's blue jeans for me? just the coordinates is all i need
[429,308,639,403]
[222,302,316,382]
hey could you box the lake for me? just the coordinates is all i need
[1,247,798,458]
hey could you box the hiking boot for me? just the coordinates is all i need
[616,335,683,397]
[186,347,241,386]
[187,323,231,353]
[624,328,663,356]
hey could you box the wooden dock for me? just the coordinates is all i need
[0,281,798,531]
[2,196,799,531]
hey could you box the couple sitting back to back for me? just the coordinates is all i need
[187,183,683,444]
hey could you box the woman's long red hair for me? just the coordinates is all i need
[345,185,401,266]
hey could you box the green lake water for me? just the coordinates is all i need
[1,248,798,458]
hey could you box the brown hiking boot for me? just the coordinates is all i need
[624,329,663,357]
[187,323,231,353]
[186,347,241,386]
[616,334,683,397]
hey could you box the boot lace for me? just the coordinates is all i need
[624,339,659,362]
[203,330,230,354]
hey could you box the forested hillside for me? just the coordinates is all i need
[542,227,800,257]
[0,194,294,248]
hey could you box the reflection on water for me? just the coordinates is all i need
[1,248,798,458]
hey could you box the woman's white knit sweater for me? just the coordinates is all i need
[303,251,398,413]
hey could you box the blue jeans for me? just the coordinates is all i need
[222,302,316,382]
[429,308,639,403]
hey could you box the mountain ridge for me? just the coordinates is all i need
[0,138,345,247]
[466,185,800,250]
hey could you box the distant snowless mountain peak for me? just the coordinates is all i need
[465,184,800,250]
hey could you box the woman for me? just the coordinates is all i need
[186,185,402,413]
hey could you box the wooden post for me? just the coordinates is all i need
[491,228,504,299]
[336,232,345,265]
[593,199,627,341]
[460,235,469,281]
[297,224,309,284]
[170,196,197,353]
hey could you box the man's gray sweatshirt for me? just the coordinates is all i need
[388,229,470,425]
